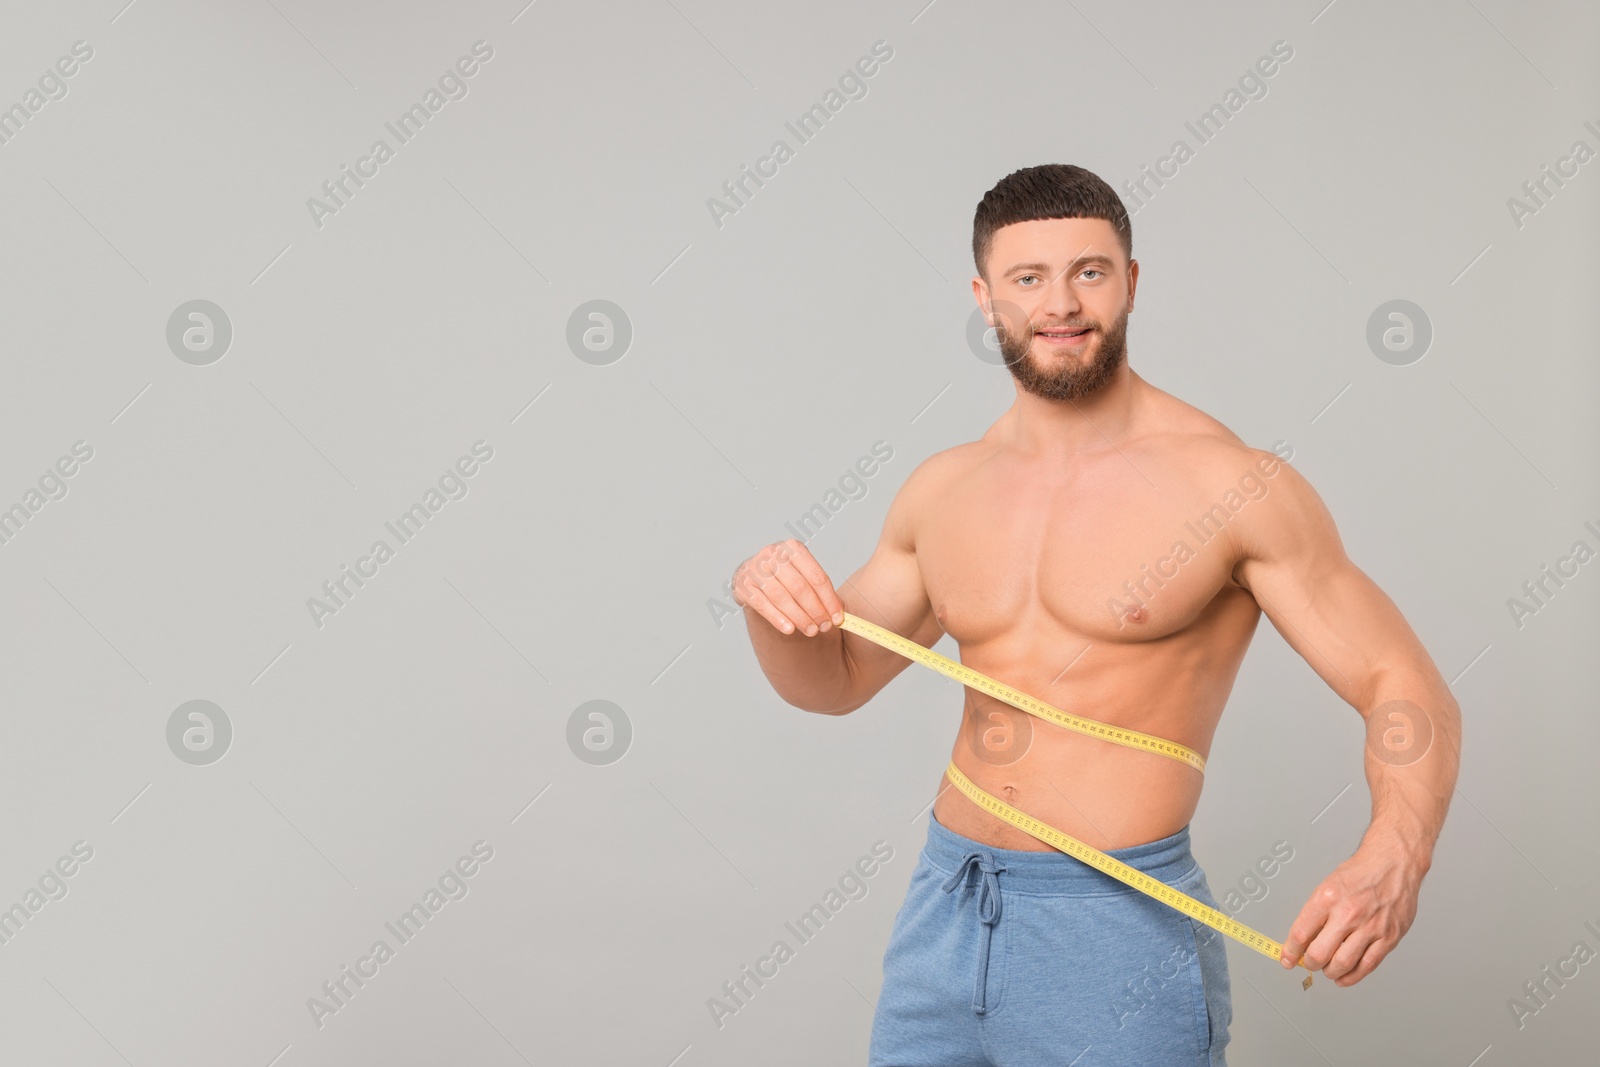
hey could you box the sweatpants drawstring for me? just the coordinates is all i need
[942,851,1006,1014]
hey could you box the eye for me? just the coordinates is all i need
[1081,269,1104,280]
[1017,274,1039,286]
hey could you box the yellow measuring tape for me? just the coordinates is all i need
[838,611,1313,989]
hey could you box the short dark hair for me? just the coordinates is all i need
[972,164,1132,282]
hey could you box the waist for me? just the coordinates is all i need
[940,742,1203,848]
[923,805,1198,894]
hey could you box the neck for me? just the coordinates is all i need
[999,363,1143,456]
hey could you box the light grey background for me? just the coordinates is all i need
[0,1,1595,1064]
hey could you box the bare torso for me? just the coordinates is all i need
[919,387,1278,851]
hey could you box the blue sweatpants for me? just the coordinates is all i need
[868,808,1232,1066]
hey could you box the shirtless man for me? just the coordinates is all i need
[732,164,1460,1066]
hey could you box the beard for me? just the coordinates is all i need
[994,305,1129,402]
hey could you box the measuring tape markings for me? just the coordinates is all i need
[837,611,1312,987]
[838,612,1207,773]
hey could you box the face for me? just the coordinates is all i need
[974,217,1137,402]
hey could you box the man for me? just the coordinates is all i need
[732,164,1459,1066]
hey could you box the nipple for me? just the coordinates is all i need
[1123,603,1148,623]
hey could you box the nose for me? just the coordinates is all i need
[1033,270,1083,322]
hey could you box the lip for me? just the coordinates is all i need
[1035,327,1092,347]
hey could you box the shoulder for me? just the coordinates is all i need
[876,440,990,549]
[1135,381,1236,444]
[893,439,992,498]
[1133,386,1289,487]
[1130,388,1329,556]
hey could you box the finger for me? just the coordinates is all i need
[1334,938,1393,987]
[742,569,810,634]
[731,561,762,609]
[734,579,799,634]
[772,563,832,634]
[1280,893,1334,968]
[784,545,845,623]
[1302,913,1355,973]
[1323,928,1375,983]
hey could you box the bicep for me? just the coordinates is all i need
[1233,461,1424,710]
[832,475,945,712]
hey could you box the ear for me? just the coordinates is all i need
[971,275,992,319]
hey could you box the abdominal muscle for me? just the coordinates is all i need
[932,728,1208,853]
[928,615,1254,852]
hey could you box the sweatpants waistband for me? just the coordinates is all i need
[923,807,1197,894]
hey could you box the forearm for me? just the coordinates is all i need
[744,607,854,714]
[1357,667,1462,872]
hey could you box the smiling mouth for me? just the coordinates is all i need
[1035,327,1093,344]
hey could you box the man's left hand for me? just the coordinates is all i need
[1279,837,1426,986]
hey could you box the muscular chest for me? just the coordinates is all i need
[917,462,1243,645]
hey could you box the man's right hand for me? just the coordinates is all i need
[732,539,845,637]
